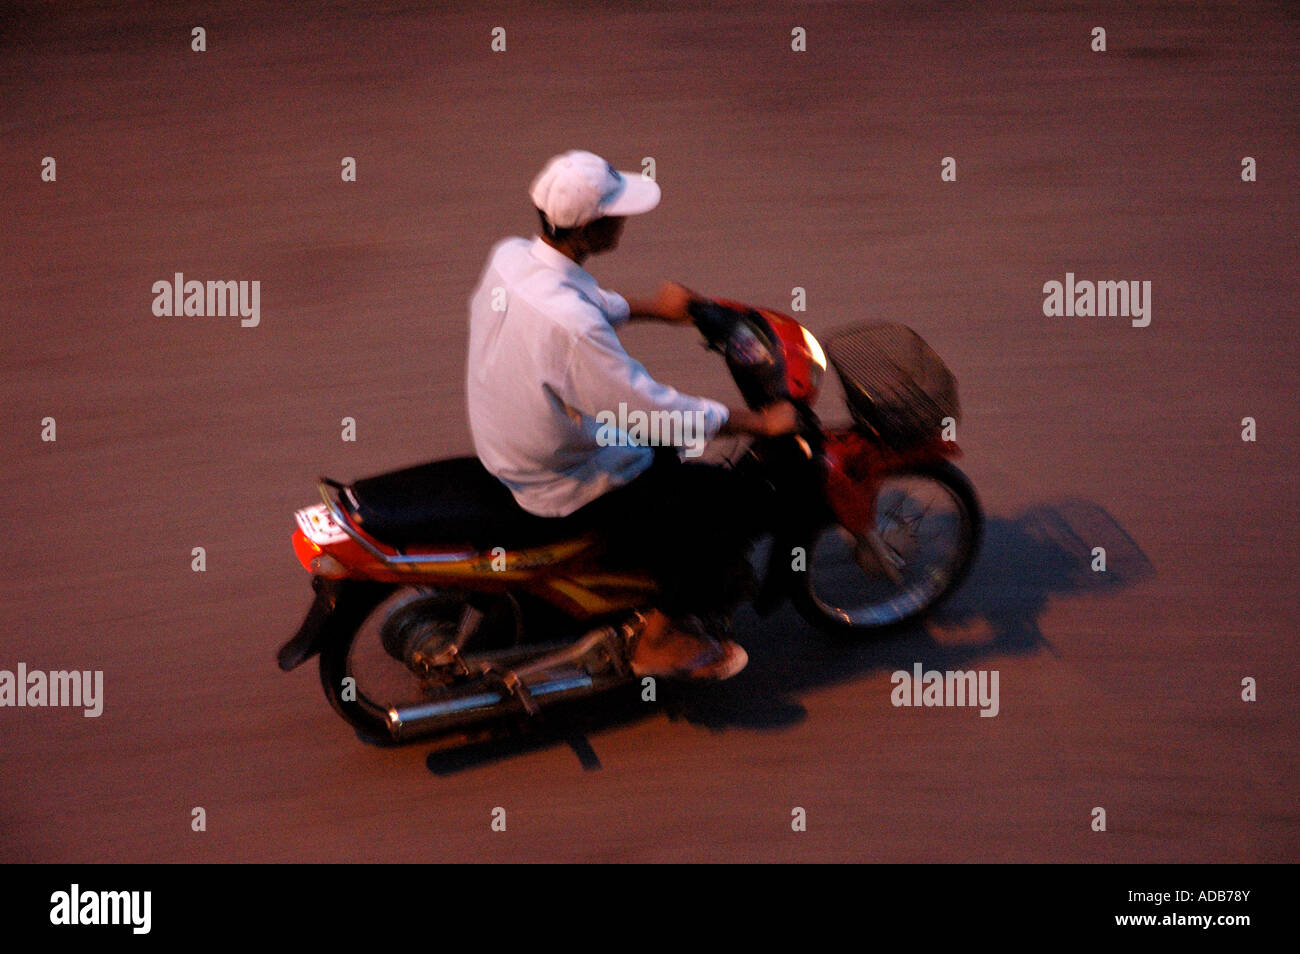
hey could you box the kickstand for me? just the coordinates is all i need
[563,732,602,771]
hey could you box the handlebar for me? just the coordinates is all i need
[687,298,741,350]
[689,298,790,408]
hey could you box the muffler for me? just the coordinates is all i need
[384,624,635,741]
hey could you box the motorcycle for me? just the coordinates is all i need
[277,298,983,746]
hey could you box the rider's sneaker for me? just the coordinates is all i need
[629,612,748,681]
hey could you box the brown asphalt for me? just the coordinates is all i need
[1,1,1296,862]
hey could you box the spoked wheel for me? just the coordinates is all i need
[318,585,520,743]
[793,460,982,635]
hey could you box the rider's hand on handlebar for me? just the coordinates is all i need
[628,281,701,325]
[760,400,799,437]
[720,400,799,438]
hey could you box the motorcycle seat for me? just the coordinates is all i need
[342,456,581,551]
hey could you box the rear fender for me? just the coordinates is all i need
[277,577,390,672]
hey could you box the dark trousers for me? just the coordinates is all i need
[561,450,768,616]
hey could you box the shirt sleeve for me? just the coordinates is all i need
[561,316,729,443]
[598,288,631,327]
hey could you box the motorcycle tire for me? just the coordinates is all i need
[792,459,983,636]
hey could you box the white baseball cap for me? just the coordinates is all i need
[529,150,661,229]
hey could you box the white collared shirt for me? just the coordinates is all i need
[466,236,729,517]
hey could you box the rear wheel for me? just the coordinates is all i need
[793,460,982,635]
[318,585,519,743]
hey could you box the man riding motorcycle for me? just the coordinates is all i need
[466,149,798,680]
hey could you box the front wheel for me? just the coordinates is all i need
[792,460,982,635]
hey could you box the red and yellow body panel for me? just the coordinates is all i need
[291,519,657,619]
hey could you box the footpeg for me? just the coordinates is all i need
[607,620,642,678]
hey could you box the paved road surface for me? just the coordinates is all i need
[2,1,1296,862]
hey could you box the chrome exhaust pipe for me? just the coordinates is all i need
[386,670,625,741]
[384,625,635,741]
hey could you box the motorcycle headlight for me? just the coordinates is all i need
[802,327,827,390]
